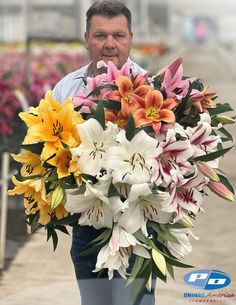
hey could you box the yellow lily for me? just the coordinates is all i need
[11,150,45,177]
[21,90,84,161]
[47,148,72,179]
[8,175,46,198]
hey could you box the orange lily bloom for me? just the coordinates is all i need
[190,87,216,113]
[108,75,150,118]
[133,89,177,134]
[105,109,128,129]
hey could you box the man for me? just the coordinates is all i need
[53,2,155,305]
[53,0,147,102]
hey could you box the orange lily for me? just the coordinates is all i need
[190,87,216,113]
[133,89,177,134]
[105,109,128,129]
[108,75,150,118]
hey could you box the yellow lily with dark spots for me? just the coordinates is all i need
[11,150,45,177]
[21,90,84,161]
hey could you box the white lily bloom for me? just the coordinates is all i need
[119,183,173,236]
[71,119,118,176]
[167,228,199,258]
[94,243,129,279]
[94,224,150,279]
[104,130,159,185]
[65,180,124,229]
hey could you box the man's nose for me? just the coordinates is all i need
[104,35,115,48]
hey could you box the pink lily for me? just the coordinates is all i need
[161,58,196,101]
[207,180,234,202]
[196,161,219,182]
[162,171,206,220]
[153,129,194,186]
[190,87,216,113]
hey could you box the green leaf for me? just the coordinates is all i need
[51,230,59,251]
[208,103,234,116]
[166,263,175,280]
[47,169,58,182]
[93,100,105,129]
[125,114,135,141]
[54,214,80,226]
[55,225,70,235]
[218,127,233,142]
[152,248,167,276]
[86,84,118,98]
[127,256,144,286]
[108,182,122,197]
[46,227,58,251]
[175,81,193,120]
[80,173,98,184]
[193,146,234,162]
[96,100,121,110]
[87,228,112,246]
[78,243,104,256]
[149,222,180,244]
[129,260,152,301]
[218,174,235,194]
[21,142,44,154]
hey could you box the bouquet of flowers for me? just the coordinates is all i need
[8,58,235,299]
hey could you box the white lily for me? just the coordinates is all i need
[104,130,159,185]
[71,119,118,176]
[167,228,198,258]
[94,224,150,279]
[119,183,173,236]
[65,180,124,229]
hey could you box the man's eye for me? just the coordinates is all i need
[95,33,105,39]
[115,33,125,39]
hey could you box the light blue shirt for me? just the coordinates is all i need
[52,60,147,103]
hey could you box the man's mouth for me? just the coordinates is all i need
[102,55,117,58]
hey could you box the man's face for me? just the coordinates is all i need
[84,14,133,75]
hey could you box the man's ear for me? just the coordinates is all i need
[84,32,88,49]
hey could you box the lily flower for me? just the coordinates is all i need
[11,150,45,177]
[105,109,128,130]
[163,172,206,220]
[65,180,124,229]
[94,223,150,279]
[119,183,173,236]
[8,176,67,225]
[70,119,118,176]
[161,58,196,101]
[190,87,216,113]
[108,75,150,118]
[196,161,219,182]
[22,91,84,161]
[167,228,198,258]
[153,128,194,186]
[207,180,234,202]
[104,130,159,185]
[47,147,72,179]
[19,91,61,128]
[186,115,221,159]
[133,89,176,134]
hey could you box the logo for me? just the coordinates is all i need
[183,269,231,290]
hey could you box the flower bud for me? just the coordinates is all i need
[215,115,235,124]
[196,161,219,181]
[208,180,234,202]
[51,185,64,209]
[181,214,194,228]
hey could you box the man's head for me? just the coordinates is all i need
[85,1,133,75]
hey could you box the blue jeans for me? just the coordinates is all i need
[70,226,156,305]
